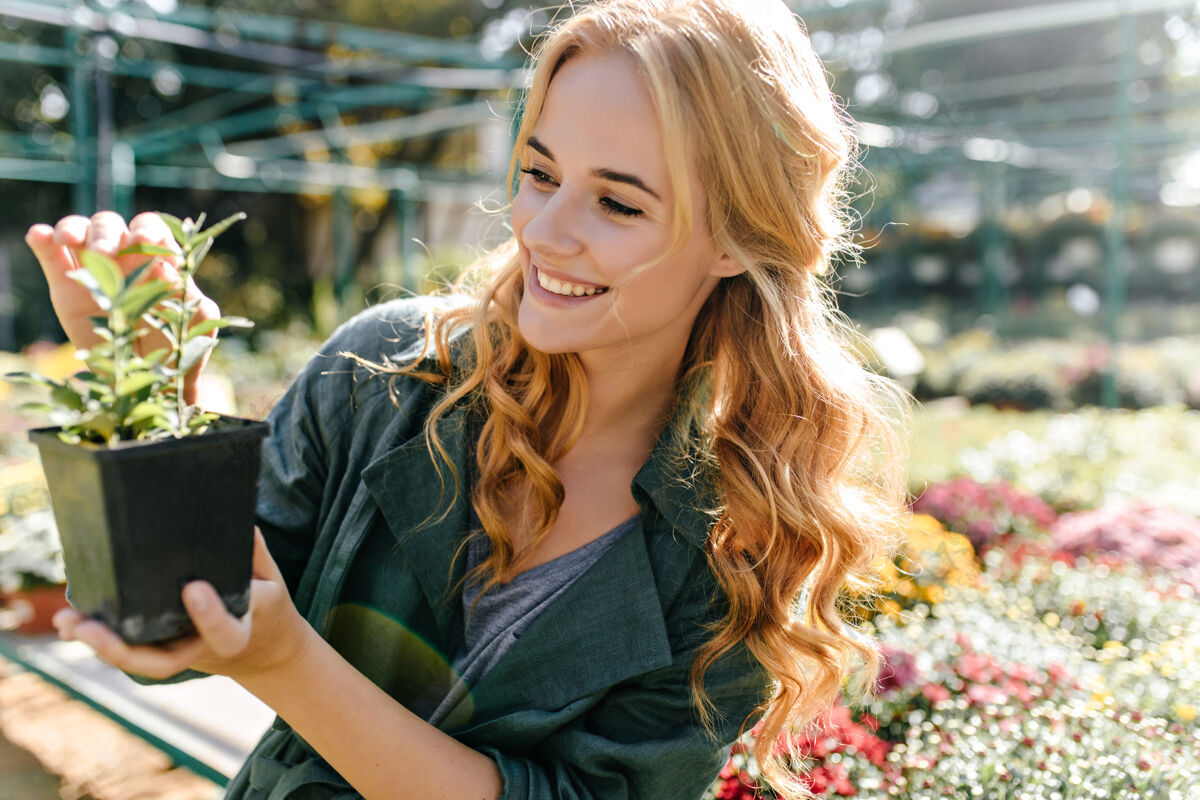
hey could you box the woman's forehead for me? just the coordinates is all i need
[533,52,672,196]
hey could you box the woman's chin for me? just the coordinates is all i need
[516,302,574,356]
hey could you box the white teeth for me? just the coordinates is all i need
[536,267,607,297]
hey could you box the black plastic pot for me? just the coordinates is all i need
[29,416,269,644]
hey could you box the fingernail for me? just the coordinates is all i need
[185,583,209,612]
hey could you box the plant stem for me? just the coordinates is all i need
[174,255,192,438]
[113,324,126,445]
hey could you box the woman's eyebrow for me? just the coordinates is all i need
[526,136,662,201]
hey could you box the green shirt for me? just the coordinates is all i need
[220,297,769,800]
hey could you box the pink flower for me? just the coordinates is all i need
[875,645,919,693]
[911,478,1057,553]
[956,652,1007,684]
[1051,503,1200,590]
[922,683,951,703]
[967,684,1009,706]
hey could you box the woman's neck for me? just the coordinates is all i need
[571,348,682,464]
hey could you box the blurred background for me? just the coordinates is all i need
[2,2,1200,798]
[0,0,1197,409]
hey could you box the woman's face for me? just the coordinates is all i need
[511,51,738,373]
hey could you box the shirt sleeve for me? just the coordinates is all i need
[477,639,767,800]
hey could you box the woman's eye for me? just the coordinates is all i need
[601,197,643,218]
[520,168,557,187]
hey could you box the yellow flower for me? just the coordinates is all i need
[879,597,903,620]
[28,342,85,381]
[1176,704,1197,723]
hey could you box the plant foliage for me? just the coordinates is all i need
[6,212,250,444]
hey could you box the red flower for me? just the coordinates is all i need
[802,763,857,796]
[715,761,760,800]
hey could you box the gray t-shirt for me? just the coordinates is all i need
[426,515,640,727]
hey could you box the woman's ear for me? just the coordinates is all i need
[710,252,746,279]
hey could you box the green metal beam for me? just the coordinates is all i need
[0,40,291,92]
[885,0,1190,54]
[7,0,518,69]
[220,99,497,160]
[66,25,94,215]
[789,0,893,20]
[1103,0,1135,408]
[930,61,1174,108]
[912,89,1200,131]
[119,75,476,144]
[0,156,82,183]
[127,86,437,157]
[0,154,499,205]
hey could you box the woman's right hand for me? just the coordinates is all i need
[25,211,221,404]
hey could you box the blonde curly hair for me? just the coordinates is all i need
[374,1,909,795]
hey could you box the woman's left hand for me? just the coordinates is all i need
[53,527,314,683]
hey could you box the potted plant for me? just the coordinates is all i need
[6,212,269,644]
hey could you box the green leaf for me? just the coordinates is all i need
[187,411,219,432]
[51,383,87,411]
[124,260,156,289]
[159,213,186,246]
[18,402,56,415]
[79,250,124,299]
[142,316,179,349]
[77,377,112,400]
[185,315,255,340]
[66,269,114,312]
[117,242,178,258]
[179,335,217,373]
[117,279,172,320]
[188,237,214,272]
[56,431,82,445]
[86,356,116,377]
[137,348,169,367]
[3,371,59,389]
[126,400,167,425]
[115,372,163,397]
[186,318,222,338]
[153,306,182,328]
[76,410,119,441]
[201,212,247,239]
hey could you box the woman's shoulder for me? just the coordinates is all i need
[315,293,475,367]
[276,294,475,436]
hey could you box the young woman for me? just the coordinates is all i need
[30,0,907,797]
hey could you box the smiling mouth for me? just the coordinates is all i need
[534,265,609,297]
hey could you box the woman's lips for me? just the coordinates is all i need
[529,264,609,305]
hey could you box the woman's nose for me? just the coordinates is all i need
[519,188,584,259]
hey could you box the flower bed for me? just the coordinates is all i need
[909,405,1200,515]
[901,328,1200,412]
[709,405,1200,799]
